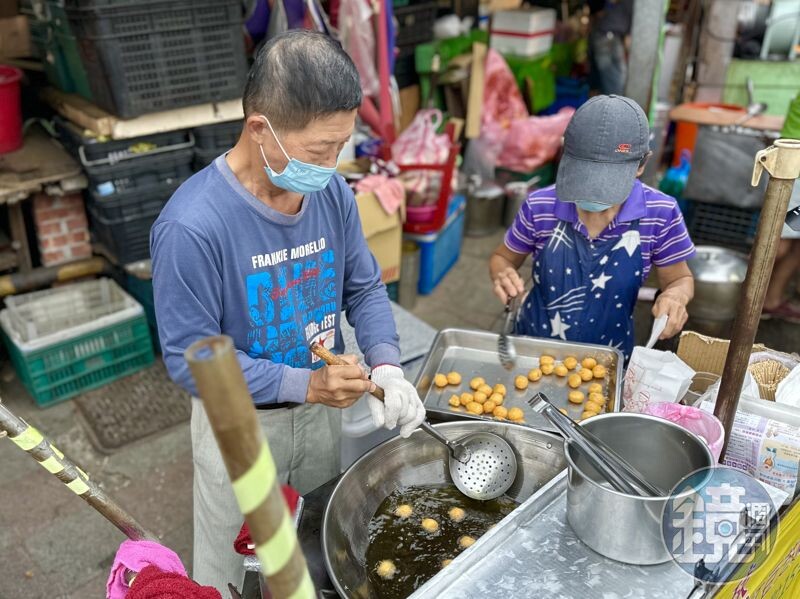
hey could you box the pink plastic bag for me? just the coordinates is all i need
[497,107,575,172]
[391,109,451,206]
[481,49,528,132]
[339,0,379,97]
[643,402,725,462]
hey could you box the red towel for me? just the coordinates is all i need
[127,565,221,599]
[234,485,300,556]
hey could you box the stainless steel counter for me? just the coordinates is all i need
[411,471,700,599]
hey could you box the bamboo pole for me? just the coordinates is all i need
[0,401,155,541]
[184,336,313,599]
[715,139,800,460]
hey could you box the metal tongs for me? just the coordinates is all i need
[498,295,520,370]
[528,393,665,497]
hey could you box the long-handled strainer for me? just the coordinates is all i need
[310,343,518,500]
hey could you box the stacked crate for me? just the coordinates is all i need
[0,278,154,407]
[394,2,438,89]
[54,117,194,264]
[192,120,243,171]
[61,0,248,118]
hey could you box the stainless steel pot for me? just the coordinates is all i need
[565,413,714,565]
[688,245,748,321]
[465,178,505,237]
[323,421,566,597]
[503,176,542,228]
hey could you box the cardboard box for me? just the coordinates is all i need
[0,16,30,58]
[490,8,556,58]
[356,191,403,284]
[676,331,765,376]
[677,330,800,422]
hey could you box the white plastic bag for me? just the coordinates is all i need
[776,364,800,408]
[622,347,695,413]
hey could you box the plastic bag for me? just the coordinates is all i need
[481,49,528,133]
[462,129,504,181]
[391,109,451,206]
[622,347,695,413]
[643,402,725,461]
[338,0,379,97]
[497,107,575,172]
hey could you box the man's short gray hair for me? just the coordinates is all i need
[243,31,362,131]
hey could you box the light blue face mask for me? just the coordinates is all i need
[576,200,613,212]
[259,116,337,194]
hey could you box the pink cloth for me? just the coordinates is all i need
[107,540,188,599]
[355,174,405,214]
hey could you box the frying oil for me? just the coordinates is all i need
[365,484,517,598]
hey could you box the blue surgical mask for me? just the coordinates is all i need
[576,200,613,212]
[259,116,337,194]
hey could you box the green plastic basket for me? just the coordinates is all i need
[124,262,160,353]
[1,314,154,408]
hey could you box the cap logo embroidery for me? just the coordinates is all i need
[615,143,631,153]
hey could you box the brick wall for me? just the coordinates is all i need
[33,193,92,267]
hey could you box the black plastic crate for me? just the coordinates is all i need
[685,200,761,252]
[55,116,188,162]
[192,120,242,170]
[193,120,242,151]
[394,2,438,49]
[394,51,418,89]
[193,147,221,171]
[87,180,183,223]
[65,0,247,118]
[88,199,167,265]
[85,148,194,195]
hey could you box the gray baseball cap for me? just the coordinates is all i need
[556,95,650,206]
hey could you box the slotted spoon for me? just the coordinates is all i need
[310,343,519,500]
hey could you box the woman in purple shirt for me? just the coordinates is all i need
[489,95,695,360]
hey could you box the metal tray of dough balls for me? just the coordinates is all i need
[415,329,624,432]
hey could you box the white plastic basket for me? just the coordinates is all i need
[3,278,144,348]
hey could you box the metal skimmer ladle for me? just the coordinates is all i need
[310,343,519,501]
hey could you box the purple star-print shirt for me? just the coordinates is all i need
[504,180,696,279]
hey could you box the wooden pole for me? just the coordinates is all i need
[715,139,800,460]
[184,336,313,599]
[0,401,155,541]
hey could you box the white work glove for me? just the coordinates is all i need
[368,365,426,438]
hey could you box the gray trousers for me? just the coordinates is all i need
[190,398,341,593]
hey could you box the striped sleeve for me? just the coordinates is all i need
[504,196,537,255]
[651,202,696,266]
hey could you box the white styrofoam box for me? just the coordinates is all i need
[490,8,557,58]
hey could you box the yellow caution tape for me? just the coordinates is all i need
[288,569,315,599]
[66,477,90,496]
[10,426,43,451]
[232,443,275,515]
[38,455,64,474]
[255,513,296,576]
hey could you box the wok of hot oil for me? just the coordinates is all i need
[364,484,518,598]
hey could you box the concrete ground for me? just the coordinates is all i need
[1,230,799,598]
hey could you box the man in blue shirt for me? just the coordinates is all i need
[151,31,425,592]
